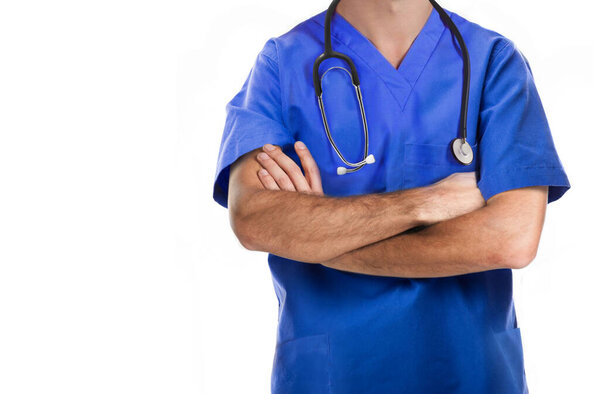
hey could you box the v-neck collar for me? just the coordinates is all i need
[312,7,448,111]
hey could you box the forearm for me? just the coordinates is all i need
[234,186,433,263]
[231,145,485,264]
[322,187,547,277]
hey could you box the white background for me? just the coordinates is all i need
[0,0,597,393]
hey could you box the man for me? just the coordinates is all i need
[213,0,570,392]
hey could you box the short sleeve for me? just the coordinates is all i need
[212,39,295,208]
[476,40,570,203]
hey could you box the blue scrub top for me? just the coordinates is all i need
[213,8,570,394]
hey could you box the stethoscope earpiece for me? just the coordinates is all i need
[451,138,473,165]
[337,154,375,176]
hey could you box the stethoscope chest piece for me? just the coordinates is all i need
[451,138,473,165]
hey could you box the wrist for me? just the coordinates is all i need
[408,185,442,227]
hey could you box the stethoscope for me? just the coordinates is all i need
[313,0,474,176]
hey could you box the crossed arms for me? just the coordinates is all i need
[228,141,548,278]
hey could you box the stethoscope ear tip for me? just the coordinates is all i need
[337,154,375,175]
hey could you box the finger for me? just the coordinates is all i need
[262,144,311,193]
[257,167,280,191]
[294,141,323,194]
[256,151,296,191]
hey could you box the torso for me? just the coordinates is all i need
[268,8,528,393]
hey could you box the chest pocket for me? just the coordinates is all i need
[402,142,479,189]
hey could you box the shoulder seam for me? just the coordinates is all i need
[489,40,513,66]
[260,50,278,68]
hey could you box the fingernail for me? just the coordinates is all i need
[263,144,276,151]
[258,168,268,176]
[257,152,269,160]
[295,141,306,150]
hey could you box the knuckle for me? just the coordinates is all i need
[276,176,288,184]
[281,162,295,171]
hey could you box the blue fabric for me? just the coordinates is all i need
[213,7,569,393]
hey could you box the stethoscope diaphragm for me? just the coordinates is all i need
[451,138,473,165]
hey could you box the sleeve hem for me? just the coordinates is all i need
[212,134,296,209]
[477,166,571,204]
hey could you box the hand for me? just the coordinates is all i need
[255,141,323,196]
[422,172,485,224]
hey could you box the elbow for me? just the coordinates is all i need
[504,245,537,270]
[229,200,262,252]
[233,221,260,251]
[231,215,261,251]
[494,234,540,270]
[484,194,547,270]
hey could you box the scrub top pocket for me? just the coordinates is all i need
[402,142,479,189]
[271,333,331,394]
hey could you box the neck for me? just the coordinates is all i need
[336,0,433,69]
